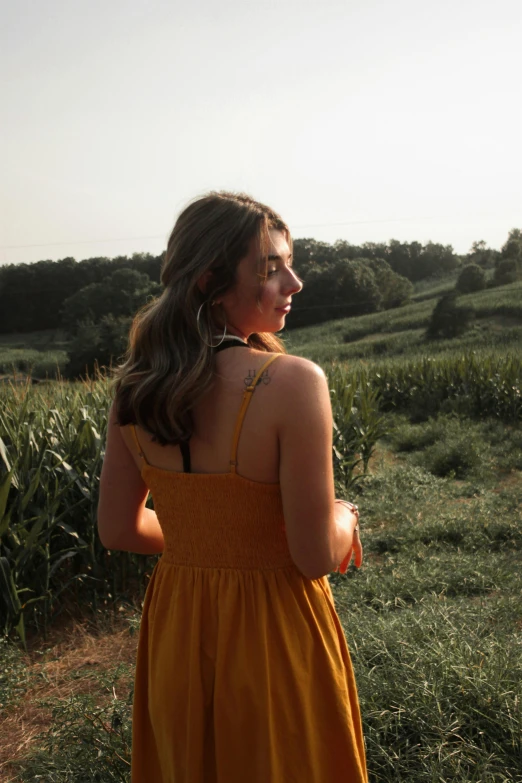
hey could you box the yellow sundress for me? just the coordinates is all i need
[129,355,368,782]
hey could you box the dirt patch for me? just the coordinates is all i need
[0,613,139,781]
[492,470,522,494]
[366,444,403,473]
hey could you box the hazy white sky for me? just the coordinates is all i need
[2,0,521,266]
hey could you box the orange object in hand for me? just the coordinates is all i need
[337,549,353,574]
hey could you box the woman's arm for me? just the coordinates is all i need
[277,357,362,579]
[97,402,164,554]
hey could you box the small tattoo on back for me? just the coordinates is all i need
[244,369,272,388]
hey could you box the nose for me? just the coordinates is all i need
[284,267,303,295]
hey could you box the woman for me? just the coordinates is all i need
[97,192,367,782]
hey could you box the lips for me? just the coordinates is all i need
[276,304,291,313]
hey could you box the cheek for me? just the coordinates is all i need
[259,280,278,307]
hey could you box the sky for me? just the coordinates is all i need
[2,0,521,267]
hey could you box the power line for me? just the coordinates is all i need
[0,235,166,250]
[1,213,508,251]
[291,217,437,229]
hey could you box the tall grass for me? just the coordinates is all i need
[5,432,521,782]
[0,349,68,378]
[2,347,520,644]
[366,353,522,422]
[0,371,384,643]
[285,278,522,351]
[0,379,152,645]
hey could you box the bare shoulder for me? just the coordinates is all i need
[269,353,327,390]
[265,353,330,418]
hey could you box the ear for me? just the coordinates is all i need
[197,270,214,296]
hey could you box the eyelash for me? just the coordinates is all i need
[267,266,295,277]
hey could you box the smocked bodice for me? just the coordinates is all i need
[143,466,295,570]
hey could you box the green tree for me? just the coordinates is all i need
[501,228,522,263]
[292,238,337,279]
[468,240,498,268]
[65,315,132,378]
[426,292,475,340]
[493,259,520,286]
[367,258,413,308]
[61,269,160,333]
[493,229,522,286]
[456,264,486,294]
[290,258,383,328]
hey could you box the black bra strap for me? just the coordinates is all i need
[213,340,249,353]
[179,440,191,473]
[178,340,249,472]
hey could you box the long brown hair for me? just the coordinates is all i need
[113,191,290,444]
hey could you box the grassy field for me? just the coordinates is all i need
[284,279,522,365]
[1,277,521,378]
[1,415,520,782]
[0,330,68,379]
[1,277,521,781]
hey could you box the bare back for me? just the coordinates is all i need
[104,345,356,579]
[121,348,287,483]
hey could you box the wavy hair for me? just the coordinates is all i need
[113,192,290,444]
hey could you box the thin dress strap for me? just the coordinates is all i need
[131,423,191,472]
[229,354,280,474]
[129,423,150,468]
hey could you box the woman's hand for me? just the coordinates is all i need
[334,499,363,574]
[335,529,363,574]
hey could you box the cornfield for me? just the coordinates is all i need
[367,352,522,421]
[0,379,152,646]
[1,351,520,645]
[0,370,384,645]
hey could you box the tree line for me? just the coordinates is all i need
[0,230,520,376]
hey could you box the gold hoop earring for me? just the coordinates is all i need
[196,301,227,348]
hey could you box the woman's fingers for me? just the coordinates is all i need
[338,549,353,574]
[337,538,363,573]
[336,530,364,574]
[354,534,363,568]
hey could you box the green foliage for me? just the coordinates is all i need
[61,269,160,334]
[294,237,459,282]
[21,677,133,781]
[326,366,388,491]
[494,258,521,286]
[0,254,162,334]
[367,353,522,423]
[290,257,383,327]
[492,229,522,287]
[392,415,495,481]
[500,228,522,263]
[351,596,522,781]
[0,380,154,644]
[65,316,132,379]
[455,263,486,294]
[426,292,475,340]
[419,436,482,479]
[387,414,522,483]
[366,257,414,309]
[0,348,68,378]
[334,451,522,781]
[387,418,446,453]
[284,277,522,361]
[0,371,383,640]
[0,634,31,713]
[466,240,499,268]
[6,423,521,782]
[290,256,412,329]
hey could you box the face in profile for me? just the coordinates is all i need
[217,229,303,339]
